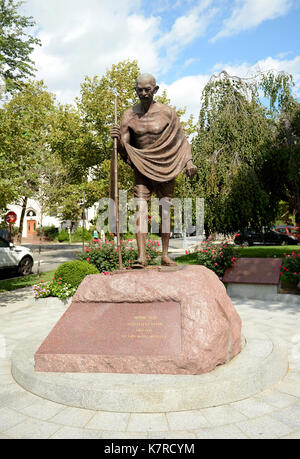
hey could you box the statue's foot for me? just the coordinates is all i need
[161,255,177,267]
[131,258,147,269]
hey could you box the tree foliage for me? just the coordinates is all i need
[192,70,298,234]
[0,0,41,91]
[0,80,56,211]
[261,102,300,226]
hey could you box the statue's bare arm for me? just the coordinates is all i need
[110,110,133,166]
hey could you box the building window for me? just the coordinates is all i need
[26,210,36,217]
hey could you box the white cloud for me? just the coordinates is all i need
[22,0,160,104]
[21,0,220,105]
[19,0,299,121]
[159,1,216,47]
[160,74,210,121]
[212,55,300,99]
[184,57,201,67]
[157,1,218,71]
[212,0,293,41]
[160,54,300,121]
[213,55,300,81]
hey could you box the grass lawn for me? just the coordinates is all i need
[0,271,55,293]
[233,245,299,258]
[175,245,300,291]
[176,245,299,265]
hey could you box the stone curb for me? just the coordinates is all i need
[11,327,288,413]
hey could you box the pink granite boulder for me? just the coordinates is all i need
[35,265,242,375]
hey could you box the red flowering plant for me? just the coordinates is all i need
[195,238,239,279]
[77,238,161,273]
[280,250,300,284]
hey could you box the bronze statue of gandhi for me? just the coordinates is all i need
[110,73,197,268]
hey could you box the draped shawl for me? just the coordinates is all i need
[110,108,192,202]
[124,108,191,183]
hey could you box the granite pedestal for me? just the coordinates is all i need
[34,265,242,375]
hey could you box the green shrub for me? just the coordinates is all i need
[36,226,59,241]
[54,260,99,288]
[58,229,69,242]
[280,250,300,285]
[195,238,239,279]
[77,239,161,273]
[71,227,92,243]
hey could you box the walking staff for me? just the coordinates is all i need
[112,97,123,269]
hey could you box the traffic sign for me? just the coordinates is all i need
[5,211,17,224]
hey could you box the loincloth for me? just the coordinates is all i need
[134,168,175,202]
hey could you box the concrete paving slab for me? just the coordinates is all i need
[3,417,60,439]
[50,426,102,439]
[236,415,295,439]
[0,287,299,439]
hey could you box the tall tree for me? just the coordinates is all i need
[46,103,107,222]
[0,0,41,92]
[257,71,299,226]
[0,80,56,241]
[261,101,300,227]
[192,70,277,234]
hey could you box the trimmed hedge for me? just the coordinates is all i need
[58,229,69,242]
[54,260,99,289]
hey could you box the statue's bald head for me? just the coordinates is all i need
[136,73,157,87]
[135,73,159,104]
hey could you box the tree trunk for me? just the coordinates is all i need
[295,188,300,228]
[16,197,28,244]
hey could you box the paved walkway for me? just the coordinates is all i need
[0,287,299,439]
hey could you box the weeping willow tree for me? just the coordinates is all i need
[192,70,297,234]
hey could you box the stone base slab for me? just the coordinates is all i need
[11,325,288,413]
[34,266,242,375]
[227,283,279,300]
[223,258,282,285]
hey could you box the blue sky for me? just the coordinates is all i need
[20,0,300,119]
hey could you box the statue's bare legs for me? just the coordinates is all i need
[132,198,148,268]
[132,196,177,268]
[134,232,147,267]
[161,233,177,266]
[160,198,177,266]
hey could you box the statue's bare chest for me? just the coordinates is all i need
[128,112,170,137]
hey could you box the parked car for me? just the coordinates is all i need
[273,226,300,243]
[0,236,34,276]
[170,231,183,238]
[234,227,298,246]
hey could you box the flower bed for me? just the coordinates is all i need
[32,240,161,300]
[192,238,239,279]
[32,278,77,300]
[280,250,300,285]
[76,238,161,272]
[32,260,99,300]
